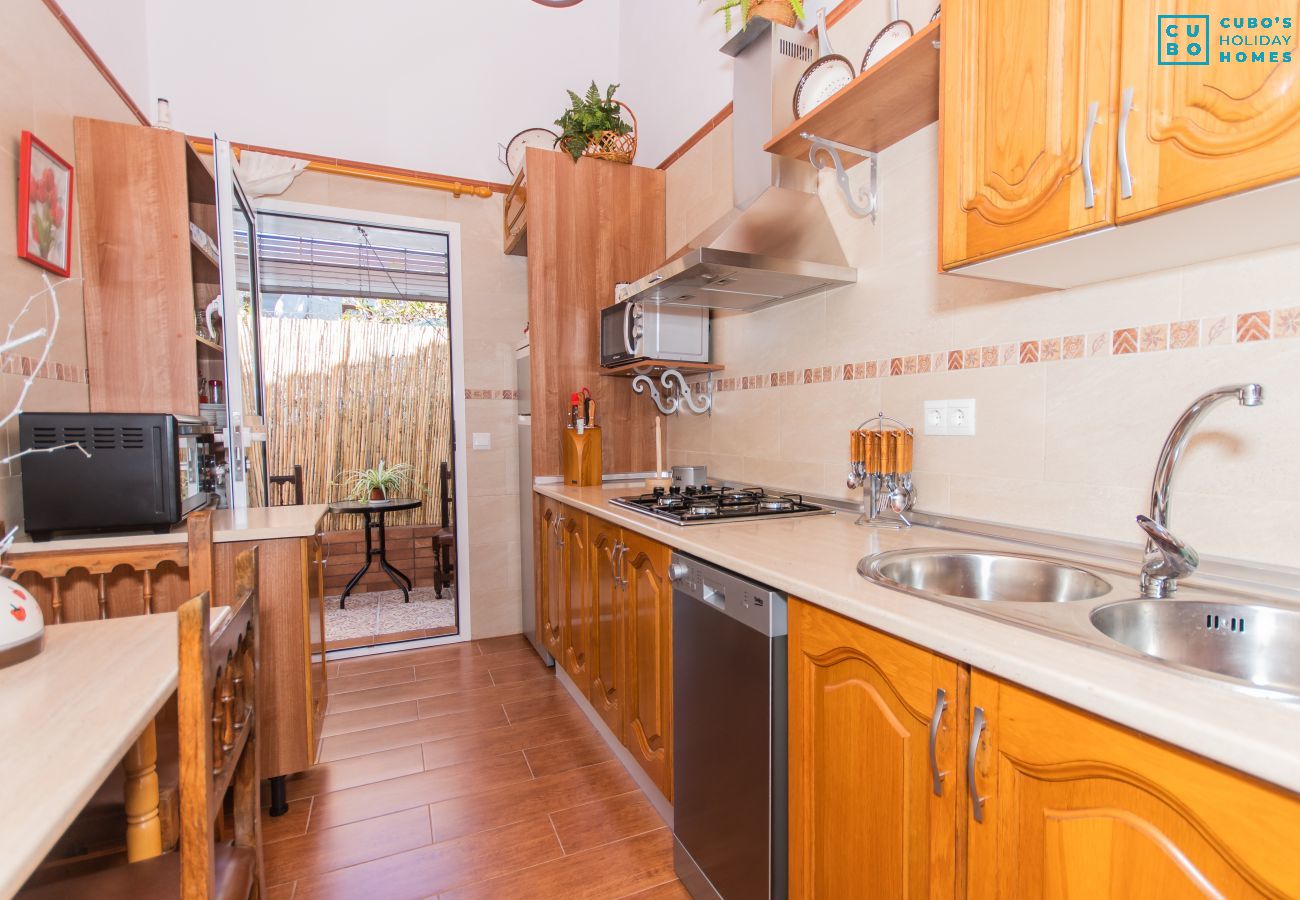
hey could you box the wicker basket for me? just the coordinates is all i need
[749,0,798,27]
[582,102,638,165]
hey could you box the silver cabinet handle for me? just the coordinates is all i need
[928,688,948,796]
[616,543,628,587]
[968,706,987,823]
[1118,86,1135,199]
[1081,101,1099,210]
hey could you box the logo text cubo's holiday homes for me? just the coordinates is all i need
[1158,14,1294,66]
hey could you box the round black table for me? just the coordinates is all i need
[327,498,422,608]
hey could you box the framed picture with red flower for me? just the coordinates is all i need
[16,131,74,277]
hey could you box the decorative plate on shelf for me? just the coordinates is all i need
[862,20,915,70]
[501,128,559,176]
[793,55,857,119]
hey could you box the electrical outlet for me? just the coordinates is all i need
[947,399,977,436]
[923,401,948,435]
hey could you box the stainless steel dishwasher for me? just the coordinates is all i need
[671,552,787,900]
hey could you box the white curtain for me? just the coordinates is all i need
[234,151,308,199]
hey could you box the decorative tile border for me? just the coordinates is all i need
[464,388,517,400]
[0,354,90,384]
[713,306,1299,393]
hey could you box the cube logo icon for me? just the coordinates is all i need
[1158,14,1211,65]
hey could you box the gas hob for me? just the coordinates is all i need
[610,485,830,526]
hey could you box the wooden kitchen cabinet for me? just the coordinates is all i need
[213,533,327,779]
[535,496,565,660]
[533,500,674,800]
[73,117,221,416]
[560,510,591,694]
[788,599,963,898]
[622,529,674,800]
[966,673,1300,898]
[788,600,1300,897]
[1115,0,1300,222]
[588,517,626,741]
[940,0,1121,268]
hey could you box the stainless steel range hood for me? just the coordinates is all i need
[618,18,857,312]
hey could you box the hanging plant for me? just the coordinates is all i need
[554,82,636,164]
[704,0,805,32]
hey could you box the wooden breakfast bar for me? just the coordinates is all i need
[0,610,229,896]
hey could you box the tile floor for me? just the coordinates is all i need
[324,588,457,652]
[263,635,686,899]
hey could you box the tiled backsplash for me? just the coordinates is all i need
[664,118,1300,570]
[712,308,1299,393]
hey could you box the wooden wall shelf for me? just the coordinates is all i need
[600,360,724,378]
[765,20,941,166]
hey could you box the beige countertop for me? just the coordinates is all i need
[4,504,329,555]
[0,608,230,897]
[537,482,1300,795]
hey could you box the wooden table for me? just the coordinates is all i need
[0,609,228,896]
[327,498,422,607]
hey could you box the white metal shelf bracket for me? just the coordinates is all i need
[804,132,878,221]
[631,369,713,416]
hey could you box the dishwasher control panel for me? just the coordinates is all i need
[670,551,787,637]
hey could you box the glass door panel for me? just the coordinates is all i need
[214,137,269,508]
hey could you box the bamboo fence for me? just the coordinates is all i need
[258,314,453,530]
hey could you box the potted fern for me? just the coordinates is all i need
[705,0,805,31]
[338,461,416,503]
[554,82,637,164]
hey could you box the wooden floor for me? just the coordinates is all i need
[262,635,688,899]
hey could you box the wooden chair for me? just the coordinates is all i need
[24,547,264,900]
[269,464,304,507]
[432,461,456,598]
[11,512,215,869]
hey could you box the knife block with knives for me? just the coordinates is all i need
[563,388,602,486]
[847,416,916,528]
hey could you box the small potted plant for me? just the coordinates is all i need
[704,0,805,31]
[338,461,415,503]
[554,82,637,164]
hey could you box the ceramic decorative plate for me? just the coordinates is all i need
[793,55,857,119]
[502,128,558,176]
[862,20,915,70]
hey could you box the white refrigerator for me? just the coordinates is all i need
[517,344,552,665]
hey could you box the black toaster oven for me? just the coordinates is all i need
[19,412,214,541]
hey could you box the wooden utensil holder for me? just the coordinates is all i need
[562,426,603,486]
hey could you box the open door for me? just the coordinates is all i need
[213,136,269,509]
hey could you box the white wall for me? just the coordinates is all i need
[56,0,152,113]
[59,0,853,178]
[62,0,622,184]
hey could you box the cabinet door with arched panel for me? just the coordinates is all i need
[941,0,1121,267]
[966,673,1300,899]
[1117,0,1300,221]
[789,599,963,898]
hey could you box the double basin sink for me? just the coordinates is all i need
[859,549,1300,699]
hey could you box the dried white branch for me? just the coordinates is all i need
[0,275,79,431]
[1,441,90,466]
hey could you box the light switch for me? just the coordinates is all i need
[472,432,492,450]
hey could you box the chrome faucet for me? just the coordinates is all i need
[1138,384,1264,598]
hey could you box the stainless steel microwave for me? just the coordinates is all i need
[600,299,710,368]
[19,412,214,541]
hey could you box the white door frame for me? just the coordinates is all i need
[253,198,472,647]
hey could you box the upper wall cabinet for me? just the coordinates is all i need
[941,0,1300,287]
[1116,0,1300,222]
[941,0,1120,267]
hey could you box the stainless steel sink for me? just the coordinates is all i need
[1091,599,1300,698]
[859,549,1113,604]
